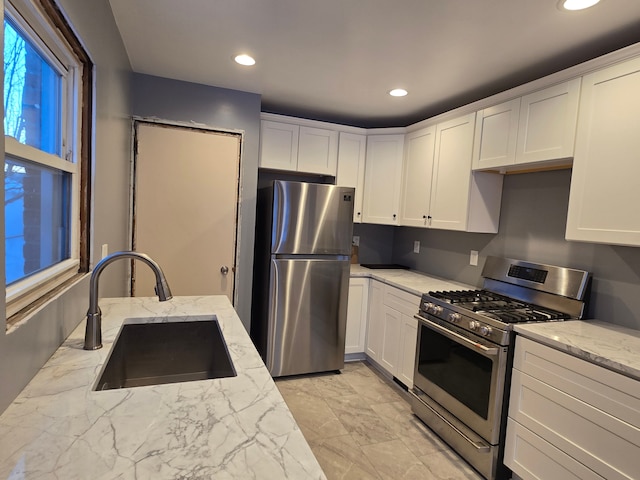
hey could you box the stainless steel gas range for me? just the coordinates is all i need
[410,256,591,480]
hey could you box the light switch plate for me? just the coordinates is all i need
[101,244,109,259]
[413,241,420,254]
[470,250,479,266]
[352,236,360,247]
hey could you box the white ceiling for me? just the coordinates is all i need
[108,0,640,127]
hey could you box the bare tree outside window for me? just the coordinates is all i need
[4,18,67,285]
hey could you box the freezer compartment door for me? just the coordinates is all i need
[272,181,354,255]
[267,258,349,377]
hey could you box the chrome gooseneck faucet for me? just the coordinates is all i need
[84,251,173,350]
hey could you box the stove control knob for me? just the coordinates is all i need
[432,305,443,315]
[424,302,435,311]
[469,321,480,331]
[479,325,493,336]
[448,313,461,323]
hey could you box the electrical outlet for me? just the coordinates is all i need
[413,241,420,254]
[470,250,479,266]
[352,235,360,247]
[101,244,109,259]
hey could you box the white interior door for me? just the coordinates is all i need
[132,121,241,301]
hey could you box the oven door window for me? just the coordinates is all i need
[417,324,493,419]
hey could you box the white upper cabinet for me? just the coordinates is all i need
[566,56,640,247]
[515,78,581,164]
[260,120,338,176]
[472,79,581,171]
[472,98,520,170]
[297,126,338,175]
[336,132,367,222]
[399,126,436,227]
[260,121,299,171]
[430,113,503,232]
[402,115,502,233]
[362,134,405,225]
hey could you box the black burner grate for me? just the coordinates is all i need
[426,289,570,324]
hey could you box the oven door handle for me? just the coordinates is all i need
[415,315,500,356]
[411,390,491,453]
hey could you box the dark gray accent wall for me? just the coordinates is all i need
[131,74,261,329]
[391,169,640,330]
[352,223,396,264]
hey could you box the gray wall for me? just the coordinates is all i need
[353,223,395,265]
[391,169,640,330]
[0,0,133,413]
[131,73,261,329]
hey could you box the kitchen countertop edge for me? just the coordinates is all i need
[349,264,474,296]
[514,320,640,381]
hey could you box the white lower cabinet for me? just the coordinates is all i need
[505,336,640,480]
[397,313,418,388]
[345,278,369,355]
[365,280,419,387]
[380,306,402,374]
[365,280,384,361]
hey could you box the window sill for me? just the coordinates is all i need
[6,272,90,333]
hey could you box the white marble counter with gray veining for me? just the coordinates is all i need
[349,264,474,296]
[515,320,640,381]
[0,296,326,480]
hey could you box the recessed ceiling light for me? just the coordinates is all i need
[560,0,600,11]
[234,54,256,66]
[389,88,408,97]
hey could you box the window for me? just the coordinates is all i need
[4,0,92,320]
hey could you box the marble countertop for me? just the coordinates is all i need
[0,296,325,479]
[515,320,640,381]
[350,264,473,296]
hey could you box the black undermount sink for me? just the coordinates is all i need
[95,318,236,391]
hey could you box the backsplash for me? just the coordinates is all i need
[389,169,640,330]
[352,223,395,265]
[353,169,640,330]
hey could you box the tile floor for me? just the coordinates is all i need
[275,361,484,480]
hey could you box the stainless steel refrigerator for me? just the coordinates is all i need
[251,180,354,377]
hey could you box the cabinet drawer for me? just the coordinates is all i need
[505,419,604,480]
[383,284,419,316]
[509,368,640,480]
[514,337,640,429]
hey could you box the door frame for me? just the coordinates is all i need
[129,117,244,305]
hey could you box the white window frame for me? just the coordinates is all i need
[4,0,83,318]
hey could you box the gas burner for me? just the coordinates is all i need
[484,307,570,324]
[425,287,574,326]
[428,289,508,304]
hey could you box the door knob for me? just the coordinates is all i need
[220,266,229,275]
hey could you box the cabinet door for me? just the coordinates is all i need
[397,314,418,388]
[365,280,384,362]
[472,98,520,170]
[362,135,404,225]
[399,126,436,227]
[515,78,581,164]
[380,306,401,375]
[298,126,338,175]
[337,132,367,223]
[345,278,369,355]
[429,112,476,231]
[260,121,299,171]
[566,57,640,246]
